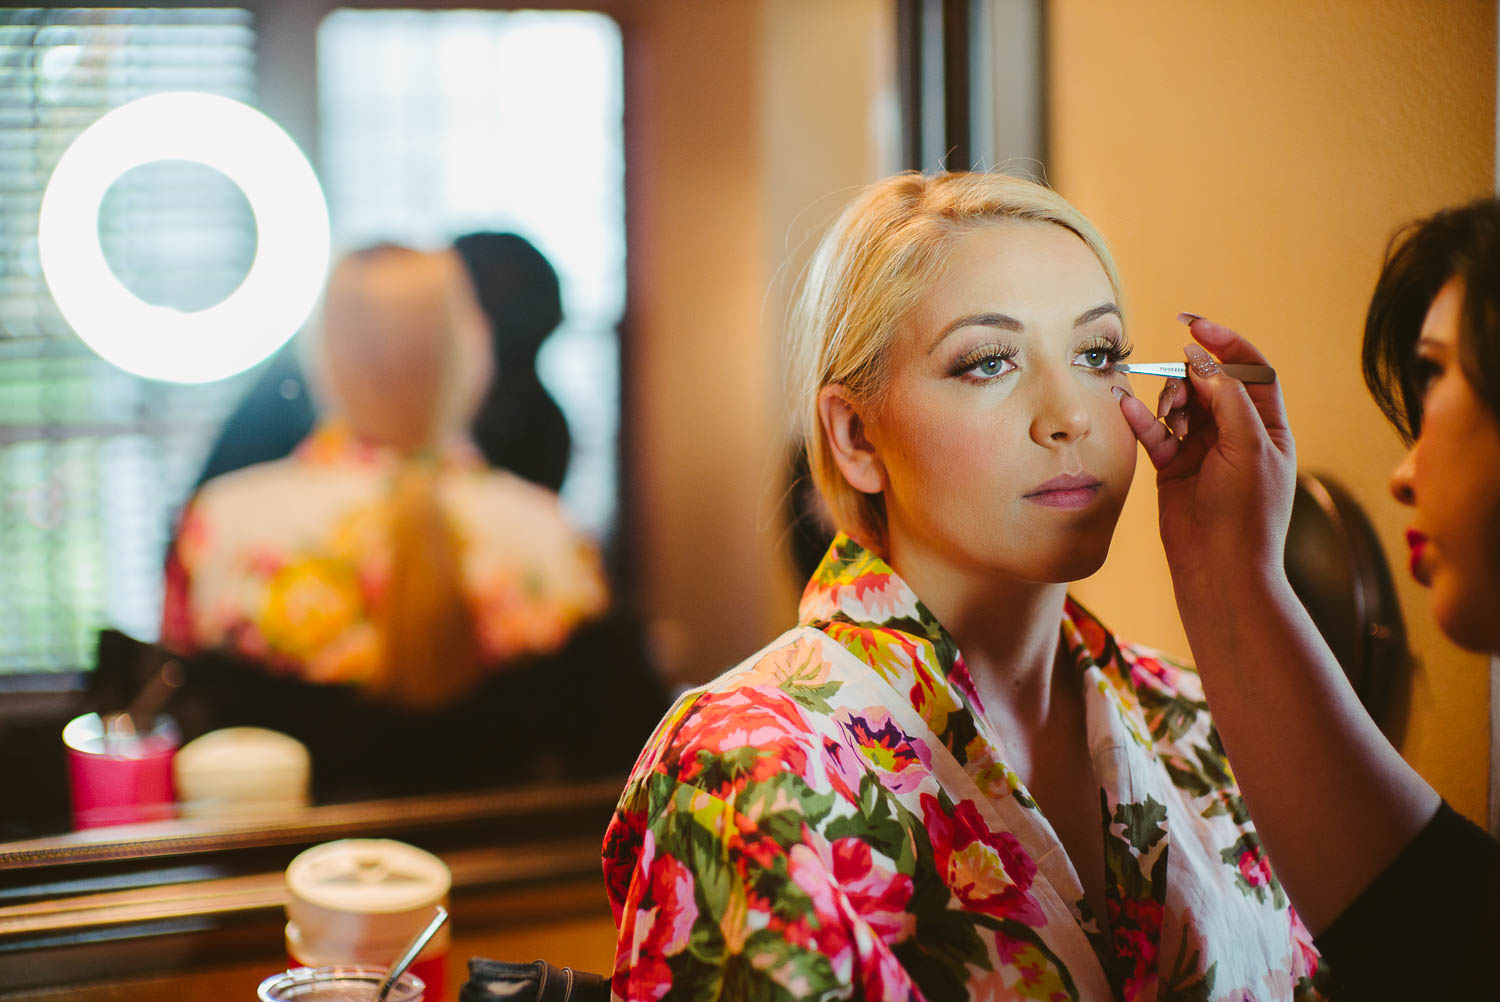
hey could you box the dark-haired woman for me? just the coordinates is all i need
[1118,198,1500,998]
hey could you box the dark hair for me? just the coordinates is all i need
[1362,198,1500,443]
[451,231,563,363]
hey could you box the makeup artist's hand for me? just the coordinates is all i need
[1115,315,1297,592]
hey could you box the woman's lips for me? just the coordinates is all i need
[1024,473,1102,509]
[1406,529,1430,584]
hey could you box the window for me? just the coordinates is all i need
[317,9,625,538]
[0,8,257,678]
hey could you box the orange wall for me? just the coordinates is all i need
[620,0,896,683]
[1050,0,1497,821]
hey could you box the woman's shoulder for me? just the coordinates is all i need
[619,627,847,798]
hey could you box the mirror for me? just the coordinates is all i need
[0,2,652,840]
[1285,471,1413,737]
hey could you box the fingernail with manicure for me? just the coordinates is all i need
[1184,343,1219,377]
[1177,312,1204,326]
[1156,379,1178,418]
[1110,385,1127,402]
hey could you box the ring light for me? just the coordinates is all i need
[38,92,331,384]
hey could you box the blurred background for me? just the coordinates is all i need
[0,0,1492,846]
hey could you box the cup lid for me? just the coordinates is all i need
[286,839,450,915]
[175,727,309,794]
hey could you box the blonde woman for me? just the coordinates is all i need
[161,246,626,794]
[603,174,1326,1001]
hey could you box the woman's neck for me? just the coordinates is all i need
[884,530,1071,723]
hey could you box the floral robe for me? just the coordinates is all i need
[603,535,1326,1001]
[162,422,607,685]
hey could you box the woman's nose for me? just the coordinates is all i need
[1389,446,1417,506]
[1028,368,1091,446]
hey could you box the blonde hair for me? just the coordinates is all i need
[786,171,1123,549]
[315,245,494,710]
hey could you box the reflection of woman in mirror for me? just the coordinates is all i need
[160,246,654,797]
[1119,200,1500,998]
[193,231,573,493]
[603,173,1325,999]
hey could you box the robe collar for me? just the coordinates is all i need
[796,533,1122,754]
[798,533,1178,996]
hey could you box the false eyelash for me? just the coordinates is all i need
[1077,332,1134,373]
[950,342,1019,378]
[1080,331,1134,360]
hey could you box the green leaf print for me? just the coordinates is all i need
[734,772,836,843]
[1199,792,1251,825]
[1114,797,1169,855]
[895,908,991,1002]
[1160,924,1217,1002]
[1191,743,1233,792]
[737,928,839,1001]
[825,773,917,873]
[775,647,844,715]
[686,913,728,968]
[782,679,843,716]
[1160,754,1214,799]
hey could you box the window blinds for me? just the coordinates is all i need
[0,8,256,675]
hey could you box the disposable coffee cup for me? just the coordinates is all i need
[256,965,423,1002]
[62,712,179,829]
[284,840,451,1001]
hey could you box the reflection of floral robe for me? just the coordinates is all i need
[162,422,607,686]
[603,535,1326,1001]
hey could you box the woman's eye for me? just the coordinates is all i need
[964,354,1015,380]
[1413,358,1441,396]
[1074,347,1117,370]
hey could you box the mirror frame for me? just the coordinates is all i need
[0,778,621,993]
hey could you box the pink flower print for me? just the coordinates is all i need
[783,845,856,982]
[856,944,917,1002]
[835,706,932,795]
[988,933,1074,1001]
[621,831,700,1002]
[784,835,915,990]
[1288,906,1320,979]
[1129,652,1186,696]
[821,736,865,805]
[1237,844,1274,889]
[948,654,983,713]
[920,793,1044,924]
[602,806,647,922]
[829,837,915,944]
[838,568,912,622]
[672,687,812,791]
[801,557,912,624]
[1107,895,1163,1001]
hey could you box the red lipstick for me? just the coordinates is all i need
[1024,473,1102,510]
[1405,529,1430,583]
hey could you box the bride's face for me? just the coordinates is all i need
[864,219,1137,583]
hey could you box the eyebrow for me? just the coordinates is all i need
[929,302,1122,353]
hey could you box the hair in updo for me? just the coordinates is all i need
[785,170,1122,550]
[1363,198,1500,444]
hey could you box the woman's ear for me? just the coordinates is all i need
[817,385,886,495]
